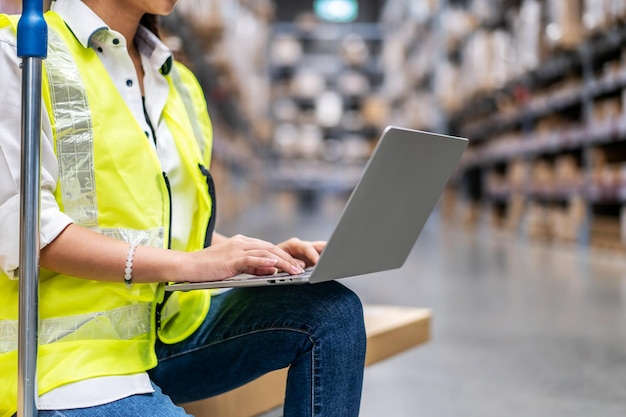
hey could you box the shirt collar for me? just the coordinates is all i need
[51,0,173,74]
[51,0,108,49]
[135,26,174,76]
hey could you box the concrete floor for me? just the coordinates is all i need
[223,192,626,417]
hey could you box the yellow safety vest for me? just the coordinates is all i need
[0,12,214,417]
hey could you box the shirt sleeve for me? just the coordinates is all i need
[0,27,74,279]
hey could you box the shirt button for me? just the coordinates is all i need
[126,79,133,87]
[112,38,120,45]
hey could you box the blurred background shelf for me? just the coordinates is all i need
[10,0,626,252]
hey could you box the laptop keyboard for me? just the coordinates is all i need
[225,267,314,282]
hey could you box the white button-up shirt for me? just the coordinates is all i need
[0,0,201,408]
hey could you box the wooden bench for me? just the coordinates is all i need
[181,305,431,417]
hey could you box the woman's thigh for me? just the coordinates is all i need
[149,281,365,405]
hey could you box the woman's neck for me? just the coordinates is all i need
[82,0,142,47]
[82,0,145,95]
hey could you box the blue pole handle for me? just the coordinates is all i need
[17,0,47,58]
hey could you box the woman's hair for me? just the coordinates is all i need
[140,14,160,38]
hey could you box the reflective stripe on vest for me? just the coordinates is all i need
[0,303,150,354]
[46,29,164,248]
[47,28,98,227]
[170,66,206,157]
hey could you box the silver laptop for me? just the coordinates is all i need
[165,126,468,291]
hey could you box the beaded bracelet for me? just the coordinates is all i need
[124,243,138,288]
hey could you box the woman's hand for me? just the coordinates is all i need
[185,234,310,282]
[277,237,326,269]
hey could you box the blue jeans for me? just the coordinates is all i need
[40,281,366,417]
[37,383,191,417]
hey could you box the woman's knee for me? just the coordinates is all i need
[309,282,366,348]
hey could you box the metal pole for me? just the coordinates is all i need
[16,1,47,416]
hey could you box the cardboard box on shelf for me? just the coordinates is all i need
[549,207,567,240]
[490,29,515,89]
[530,159,555,192]
[590,147,608,169]
[290,70,326,99]
[592,96,622,122]
[181,306,431,417]
[554,155,583,189]
[620,205,626,244]
[462,29,495,94]
[505,192,526,232]
[507,159,528,191]
[535,115,569,140]
[591,215,623,250]
[610,0,626,21]
[435,60,463,112]
[551,201,585,243]
[485,170,504,197]
[441,187,460,220]
[600,164,621,189]
[566,195,587,241]
[339,34,370,67]
[546,0,585,49]
[514,0,544,72]
[527,203,552,240]
[337,70,371,97]
[583,0,611,32]
[489,203,507,229]
[587,0,626,29]
[361,95,391,129]
[271,34,303,68]
[462,200,482,228]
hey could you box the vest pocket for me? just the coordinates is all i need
[156,290,211,344]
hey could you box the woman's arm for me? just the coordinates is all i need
[40,224,308,284]
[40,224,183,283]
[0,27,74,279]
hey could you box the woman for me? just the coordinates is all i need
[0,0,366,416]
